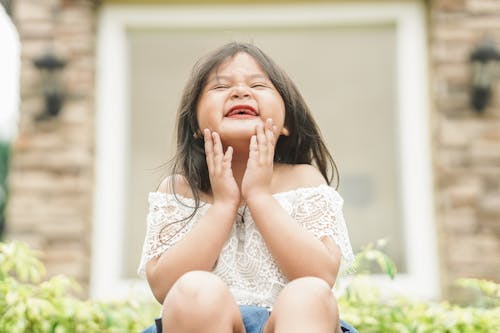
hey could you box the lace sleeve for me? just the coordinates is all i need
[293,185,355,272]
[137,192,200,278]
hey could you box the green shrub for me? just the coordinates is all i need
[339,276,500,333]
[0,241,160,332]
[338,242,500,332]
[1,240,499,332]
[454,278,500,308]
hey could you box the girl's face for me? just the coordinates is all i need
[196,52,287,146]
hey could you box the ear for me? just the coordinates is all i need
[280,127,290,136]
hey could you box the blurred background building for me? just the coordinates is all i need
[2,0,499,301]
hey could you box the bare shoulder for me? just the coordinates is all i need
[157,174,193,197]
[273,163,326,192]
[157,174,211,202]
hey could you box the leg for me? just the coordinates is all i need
[263,277,341,333]
[161,270,246,333]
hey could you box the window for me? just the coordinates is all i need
[93,1,438,300]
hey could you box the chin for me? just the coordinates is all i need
[219,120,261,139]
[220,131,254,145]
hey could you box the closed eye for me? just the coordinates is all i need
[251,83,269,88]
[212,84,230,90]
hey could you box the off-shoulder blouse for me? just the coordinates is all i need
[138,184,354,308]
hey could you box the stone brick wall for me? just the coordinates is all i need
[6,0,97,295]
[429,0,500,298]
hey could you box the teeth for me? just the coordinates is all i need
[230,109,254,116]
[227,106,257,117]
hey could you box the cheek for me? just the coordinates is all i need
[196,108,219,131]
[197,93,219,114]
[196,96,212,125]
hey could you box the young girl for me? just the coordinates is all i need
[138,42,357,333]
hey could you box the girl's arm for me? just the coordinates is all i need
[145,200,236,303]
[246,176,342,287]
[146,130,240,303]
[242,120,341,287]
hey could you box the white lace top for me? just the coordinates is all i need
[138,184,354,308]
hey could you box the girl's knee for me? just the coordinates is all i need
[279,276,338,310]
[162,271,232,316]
[161,271,242,330]
[267,277,339,331]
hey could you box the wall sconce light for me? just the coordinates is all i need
[33,50,66,121]
[470,38,500,113]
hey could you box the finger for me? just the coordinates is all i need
[265,119,275,143]
[204,129,214,173]
[249,135,258,163]
[212,132,223,174]
[256,123,267,164]
[223,146,233,175]
[265,119,275,160]
[272,125,278,138]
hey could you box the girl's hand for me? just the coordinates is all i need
[241,118,277,200]
[204,129,240,210]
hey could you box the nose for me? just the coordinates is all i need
[231,84,251,99]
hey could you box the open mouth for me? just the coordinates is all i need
[226,105,259,118]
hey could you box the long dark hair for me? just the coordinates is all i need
[169,41,338,206]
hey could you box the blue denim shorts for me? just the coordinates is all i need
[238,306,359,333]
[141,305,358,333]
[240,305,270,333]
[141,305,269,333]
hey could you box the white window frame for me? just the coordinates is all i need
[92,1,439,300]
